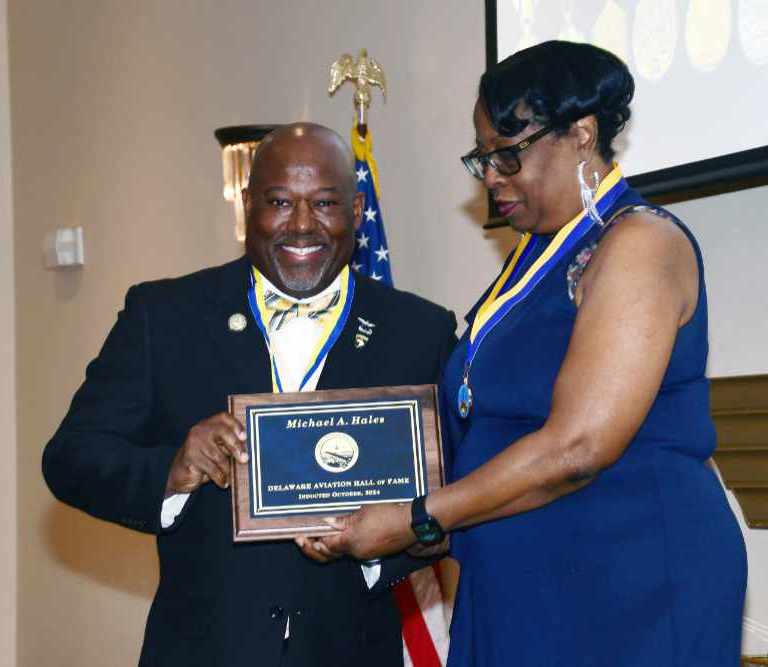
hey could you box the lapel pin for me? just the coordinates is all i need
[355,317,376,348]
[228,313,247,332]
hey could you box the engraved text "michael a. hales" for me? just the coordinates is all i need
[285,414,385,429]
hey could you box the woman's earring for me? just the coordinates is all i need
[577,160,604,226]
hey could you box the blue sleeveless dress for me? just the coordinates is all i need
[441,188,747,667]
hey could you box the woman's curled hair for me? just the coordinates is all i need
[480,40,634,161]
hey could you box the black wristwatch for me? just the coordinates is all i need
[410,495,445,546]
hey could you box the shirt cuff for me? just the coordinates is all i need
[361,559,382,589]
[160,493,190,529]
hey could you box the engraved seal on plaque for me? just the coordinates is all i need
[314,432,359,473]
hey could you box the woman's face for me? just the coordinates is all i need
[473,99,585,235]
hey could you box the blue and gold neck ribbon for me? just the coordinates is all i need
[459,166,628,418]
[247,266,355,393]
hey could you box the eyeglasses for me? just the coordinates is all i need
[461,126,553,179]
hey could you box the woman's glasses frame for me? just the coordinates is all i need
[461,125,554,179]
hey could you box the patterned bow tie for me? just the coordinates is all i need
[263,289,341,333]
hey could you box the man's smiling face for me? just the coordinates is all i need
[244,124,362,298]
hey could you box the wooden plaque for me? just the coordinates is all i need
[229,384,444,542]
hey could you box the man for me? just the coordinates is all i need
[43,123,457,667]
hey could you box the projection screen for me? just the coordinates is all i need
[486,0,768,197]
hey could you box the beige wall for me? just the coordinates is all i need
[8,1,768,664]
[671,187,768,379]
[0,0,17,664]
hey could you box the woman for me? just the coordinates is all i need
[303,41,747,666]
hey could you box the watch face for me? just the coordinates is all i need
[411,495,444,546]
[414,520,443,546]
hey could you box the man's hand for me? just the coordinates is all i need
[295,535,342,564]
[165,412,248,496]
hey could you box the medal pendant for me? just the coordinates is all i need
[457,382,473,419]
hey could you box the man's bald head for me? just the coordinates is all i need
[247,123,356,197]
[243,123,363,298]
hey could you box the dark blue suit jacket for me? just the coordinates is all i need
[43,256,457,667]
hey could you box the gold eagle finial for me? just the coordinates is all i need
[328,48,386,132]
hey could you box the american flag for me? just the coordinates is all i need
[350,126,392,284]
[350,124,452,666]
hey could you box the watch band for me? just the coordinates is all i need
[410,495,445,546]
[411,494,428,523]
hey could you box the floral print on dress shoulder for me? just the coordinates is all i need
[566,204,678,302]
[567,242,597,302]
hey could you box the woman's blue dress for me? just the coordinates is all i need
[442,188,747,667]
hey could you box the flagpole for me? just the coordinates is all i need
[327,48,392,285]
[326,49,450,666]
[328,48,386,140]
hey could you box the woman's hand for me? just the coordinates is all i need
[407,537,450,558]
[315,503,416,561]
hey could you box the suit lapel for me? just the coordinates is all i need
[199,256,273,395]
[317,276,380,391]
